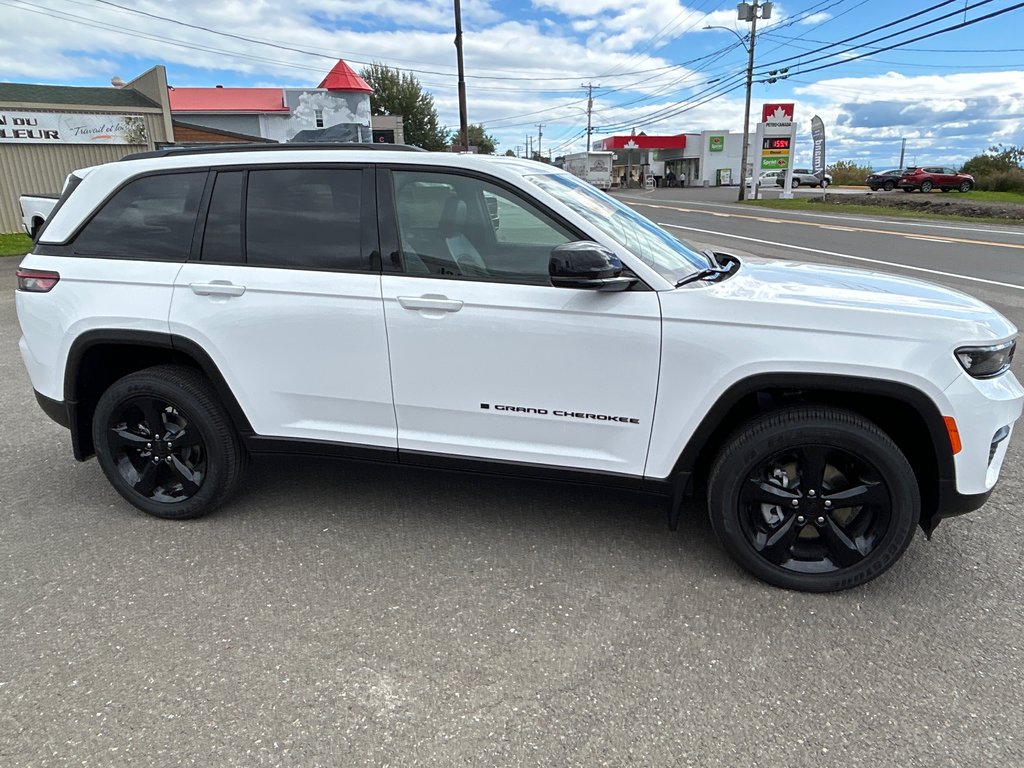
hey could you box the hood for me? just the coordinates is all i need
[696,257,1017,343]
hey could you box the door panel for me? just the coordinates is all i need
[170,266,395,445]
[169,165,396,447]
[382,275,661,475]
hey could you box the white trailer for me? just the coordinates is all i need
[562,151,615,190]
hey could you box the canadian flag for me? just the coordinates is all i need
[761,103,795,122]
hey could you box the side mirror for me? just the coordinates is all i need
[549,241,636,291]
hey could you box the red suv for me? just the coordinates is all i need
[899,166,974,193]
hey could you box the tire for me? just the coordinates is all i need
[958,181,973,192]
[792,178,801,187]
[941,188,951,193]
[869,186,879,192]
[821,179,830,188]
[902,187,914,192]
[920,180,933,193]
[707,406,919,592]
[92,365,246,519]
[882,181,895,191]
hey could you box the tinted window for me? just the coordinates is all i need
[74,172,206,260]
[201,171,243,263]
[246,168,365,271]
[393,170,573,285]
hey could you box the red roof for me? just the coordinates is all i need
[601,135,687,150]
[318,60,373,93]
[168,88,289,113]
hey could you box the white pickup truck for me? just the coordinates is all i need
[20,193,59,238]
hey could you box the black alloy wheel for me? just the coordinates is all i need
[920,180,934,193]
[106,396,206,503]
[708,407,919,592]
[883,180,896,191]
[93,365,246,519]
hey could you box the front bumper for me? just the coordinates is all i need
[925,370,1024,534]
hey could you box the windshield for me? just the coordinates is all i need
[526,172,709,282]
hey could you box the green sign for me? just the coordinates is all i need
[709,135,724,152]
[761,155,789,169]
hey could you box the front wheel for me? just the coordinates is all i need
[707,407,919,592]
[792,178,801,187]
[958,181,973,192]
[92,365,246,519]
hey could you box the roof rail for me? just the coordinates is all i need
[121,142,428,161]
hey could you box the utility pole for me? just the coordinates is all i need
[582,82,599,150]
[515,145,522,158]
[527,135,533,159]
[536,124,544,159]
[453,0,469,151]
[735,1,771,202]
[898,137,907,168]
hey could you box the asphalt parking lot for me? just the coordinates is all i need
[2,243,1023,765]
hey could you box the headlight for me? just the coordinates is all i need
[955,339,1016,378]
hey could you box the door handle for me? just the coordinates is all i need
[190,281,246,297]
[397,295,463,312]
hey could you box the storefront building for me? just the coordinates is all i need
[0,66,174,233]
[598,130,747,187]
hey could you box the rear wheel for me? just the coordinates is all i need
[902,187,914,192]
[920,180,934,193]
[92,365,246,519]
[958,181,973,192]
[707,406,919,592]
[882,181,895,191]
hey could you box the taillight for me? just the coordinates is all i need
[16,268,60,292]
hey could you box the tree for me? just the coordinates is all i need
[826,160,872,186]
[961,144,1024,177]
[504,149,516,157]
[464,124,497,154]
[360,63,450,151]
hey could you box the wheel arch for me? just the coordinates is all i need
[667,373,954,531]
[64,330,253,460]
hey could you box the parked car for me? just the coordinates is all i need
[899,166,974,193]
[865,169,906,192]
[19,193,60,238]
[744,170,783,187]
[15,144,1022,592]
[776,169,833,188]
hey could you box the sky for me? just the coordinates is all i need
[1,0,1023,169]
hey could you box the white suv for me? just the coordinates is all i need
[15,145,1023,592]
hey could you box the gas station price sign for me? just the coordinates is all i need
[762,136,791,157]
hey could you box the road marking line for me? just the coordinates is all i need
[619,194,1024,237]
[904,235,957,243]
[658,222,1024,292]
[634,201,1024,251]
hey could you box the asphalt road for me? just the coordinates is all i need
[2,196,1024,766]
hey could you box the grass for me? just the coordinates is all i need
[0,233,32,257]
[743,198,1024,226]
[960,190,1024,204]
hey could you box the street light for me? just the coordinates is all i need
[704,0,771,201]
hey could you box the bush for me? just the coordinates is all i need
[826,160,873,185]
[973,168,1024,193]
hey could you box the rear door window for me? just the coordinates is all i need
[245,168,367,271]
[73,172,206,260]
